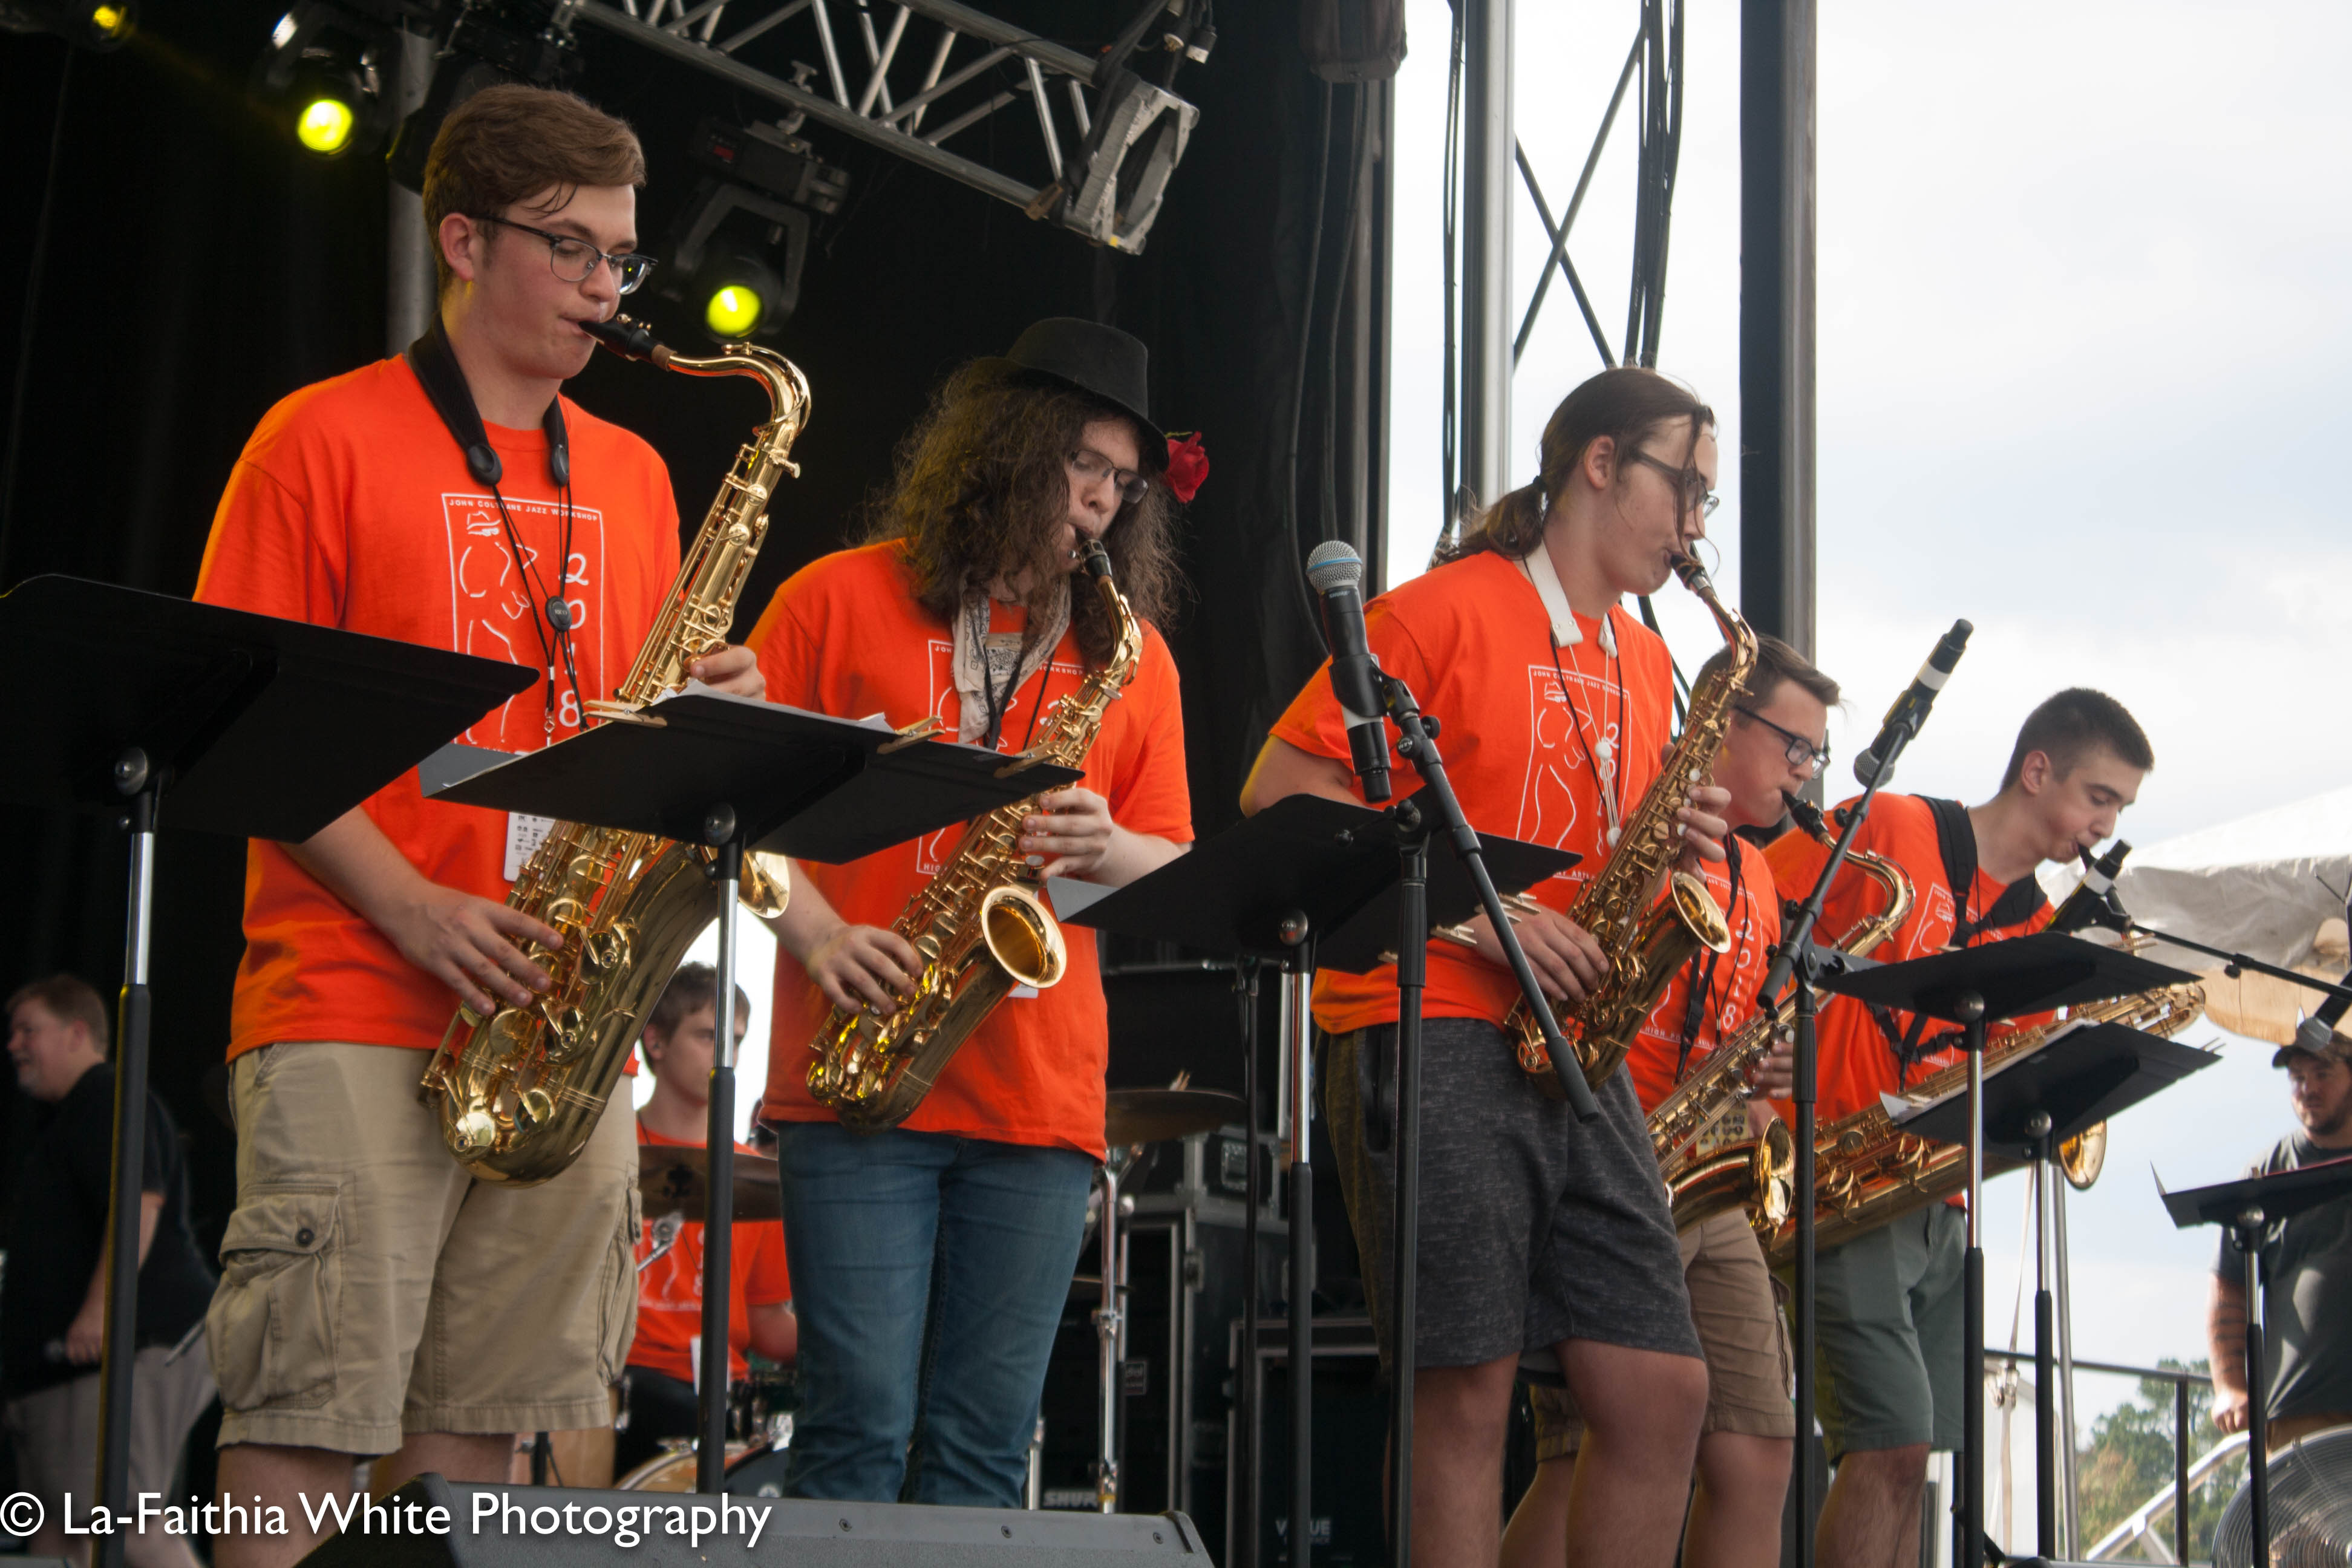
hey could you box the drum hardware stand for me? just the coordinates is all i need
[1093,1146,1135,1511]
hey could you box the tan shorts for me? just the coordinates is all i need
[1529,1210,1794,1460]
[206,1042,639,1455]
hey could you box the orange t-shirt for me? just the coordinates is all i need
[1267,548,1676,1035]
[630,1122,792,1384]
[1624,835,1783,1116]
[745,542,1194,1159]
[1760,792,2052,1125]
[194,355,681,1060]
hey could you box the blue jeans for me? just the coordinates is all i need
[775,1122,1093,1506]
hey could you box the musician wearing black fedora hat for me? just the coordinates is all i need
[743,318,1200,1506]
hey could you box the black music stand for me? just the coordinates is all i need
[1896,1021,2216,1565]
[1,574,539,1568]
[1818,933,2197,1568]
[1052,792,1575,1563]
[428,687,1077,1494]
[2158,1152,2352,1568]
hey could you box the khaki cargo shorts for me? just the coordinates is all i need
[1529,1209,1795,1460]
[206,1042,640,1456]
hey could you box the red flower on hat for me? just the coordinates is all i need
[1164,431,1209,503]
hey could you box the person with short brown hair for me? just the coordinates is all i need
[2,978,217,1568]
[1762,685,2153,1568]
[194,84,764,1567]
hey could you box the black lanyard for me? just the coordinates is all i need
[1544,609,1628,838]
[1673,846,1747,1083]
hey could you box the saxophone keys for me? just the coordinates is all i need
[450,1103,499,1158]
[516,1087,557,1130]
[540,1004,589,1063]
[582,925,632,977]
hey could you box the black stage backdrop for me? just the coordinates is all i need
[0,4,1388,1263]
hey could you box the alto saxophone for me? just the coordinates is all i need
[806,542,1145,1131]
[422,316,812,1184]
[1760,979,2207,1267]
[1508,554,1755,1094]
[1655,799,1915,1235]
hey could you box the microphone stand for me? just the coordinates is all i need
[1364,673,1599,1568]
[2094,919,2352,1008]
[1758,722,1922,1568]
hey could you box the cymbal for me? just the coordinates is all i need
[1105,1088,1244,1148]
[638,1145,781,1222]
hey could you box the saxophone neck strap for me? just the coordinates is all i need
[403,313,570,489]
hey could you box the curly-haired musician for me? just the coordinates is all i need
[1501,633,1836,1568]
[192,86,765,1567]
[1243,366,1734,1568]
[1762,688,2152,1568]
[745,318,1193,1507]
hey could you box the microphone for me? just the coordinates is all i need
[1854,619,1973,786]
[2048,840,2131,936]
[1304,540,1391,803]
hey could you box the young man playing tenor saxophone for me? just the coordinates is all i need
[1501,633,1838,1568]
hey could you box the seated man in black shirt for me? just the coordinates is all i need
[2209,1022,2352,1450]
[2,975,218,1568]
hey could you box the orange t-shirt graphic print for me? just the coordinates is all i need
[1269,548,1677,1036]
[444,490,610,741]
[195,354,679,1060]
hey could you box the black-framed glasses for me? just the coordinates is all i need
[1736,706,1829,775]
[477,215,658,295]
[1068,447,1152,506]
[1624,449,1720,518]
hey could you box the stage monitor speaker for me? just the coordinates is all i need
[294,1475,1207,1567]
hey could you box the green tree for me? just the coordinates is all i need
[2073,1358,2246,1560]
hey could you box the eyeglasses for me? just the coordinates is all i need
[1624,449,1720,518]
[1068,448,1152,506]
[1736,707,1829,776]
[477,215,658,295]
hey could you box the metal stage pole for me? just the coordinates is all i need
[696,826,743,1497]
[1459,0,1514,515]
[1283,962,1316,1563]
[385,25,436,356]
[1739,0,1817,658]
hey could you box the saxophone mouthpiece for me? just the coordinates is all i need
[1079,541,1114,580]
[583,313,671,366]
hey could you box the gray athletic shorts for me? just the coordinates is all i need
[1799,1202,1966,1460]
[1327,1017,1702,1371]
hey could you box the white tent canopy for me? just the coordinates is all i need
[2041,785,2352,1043]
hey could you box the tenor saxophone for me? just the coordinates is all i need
[1654,799,1915,1235]
[422,316,812,1184]
[806,543,1145,1131]
[1508,554,1755,1094]
[1760,979,2207,1267]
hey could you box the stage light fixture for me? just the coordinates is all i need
[387,0,583,194]
[657,120,849,344]
[0,0,137,50]
[255,2,392,160]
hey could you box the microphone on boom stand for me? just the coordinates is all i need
[1306,540,1393,802]
[1853,619,1972,786]
[2048,841,2132,936]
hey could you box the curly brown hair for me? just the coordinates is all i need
[1443,366,1713,564]
[864,362,1183,665]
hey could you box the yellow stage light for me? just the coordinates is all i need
[704,284,763,339]
[297,96,356,155]
[90,4,128,36]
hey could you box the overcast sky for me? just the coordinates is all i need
[1385,0,2352,1402]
